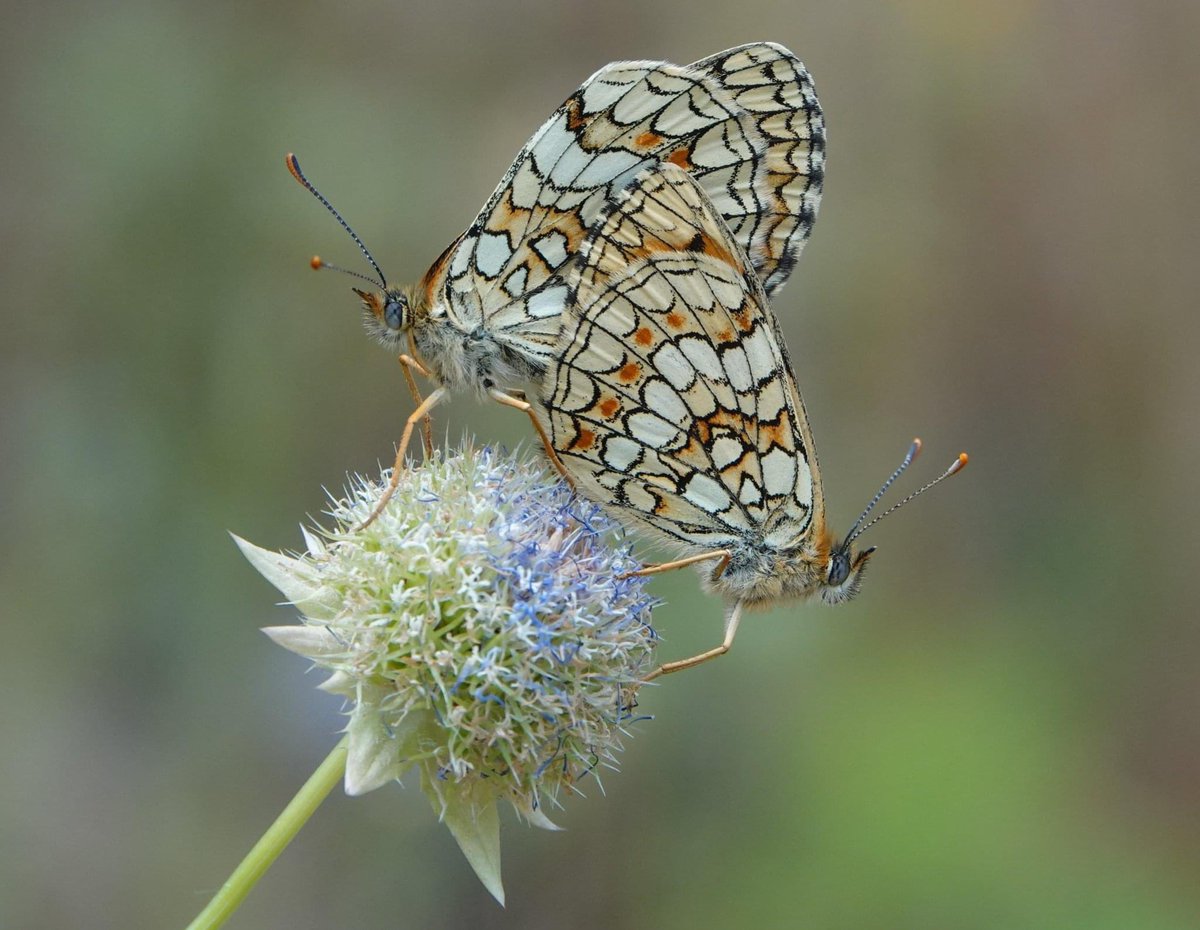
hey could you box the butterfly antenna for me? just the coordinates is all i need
[845,446,969,546]
[306,255,383,288]
[285,153,387,289]
[843,438,922,543]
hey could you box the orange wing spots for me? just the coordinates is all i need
[624,230,737,270]
[421,235,464,301]
[677,434,708,462]
[531,206,588,265]
[665,312,685,329]
[636,131,663,148]
[730,304,755,333]
[572,428,596,451]
[688,231,743,272]
[667,148,692,170]
[495,192,533,231]
[716,328,734,342]
[598,397,620,418]
[564,96,588,132]
[634,327,654,346]
[618,362,642,383]
[695,409,761,446]
[759,411,793,448]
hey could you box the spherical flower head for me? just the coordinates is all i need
[234,446,657,903]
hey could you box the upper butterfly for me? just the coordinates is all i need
[540,164,967,678]
[287,42,824,489]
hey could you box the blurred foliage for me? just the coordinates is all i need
[1,0,1197,927]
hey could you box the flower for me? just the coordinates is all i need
[234,446,658,903]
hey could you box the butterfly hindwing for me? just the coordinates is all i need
[689,42,826,296]
[544,164,820,552]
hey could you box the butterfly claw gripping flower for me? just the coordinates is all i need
[234,447,657,903]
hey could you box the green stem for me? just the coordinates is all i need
[185,736,349,930]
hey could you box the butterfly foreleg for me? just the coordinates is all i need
[486,387,575,488]
[358,386,448,530]
[622,549,732,581]
[644,600,745,681]
[398,344,435,459]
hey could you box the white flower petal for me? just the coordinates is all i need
[289,588,343,623]
[517,804,563,832]
[344,711,399,796]
[299,525,326,557]
[316,670,356,695]
[424,766,505,906]
[231,534,319,604]
[344,707,427,796]
[261,625,342,659]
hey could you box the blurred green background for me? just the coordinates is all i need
[3,0,1197,927]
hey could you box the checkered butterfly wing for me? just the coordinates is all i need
[544,164,822,552]
[690,42,825,297]
[431,44,823,366]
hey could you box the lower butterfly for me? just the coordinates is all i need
[287,42,825,524]
[541,164,967,678]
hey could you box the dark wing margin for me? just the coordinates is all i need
[688,42,826,297]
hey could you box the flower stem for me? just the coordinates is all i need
[185,736,349,930]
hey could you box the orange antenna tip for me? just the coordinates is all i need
[285,153,304,184]
[940,453,969,479]
[310,255,324,270]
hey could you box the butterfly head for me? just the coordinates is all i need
[821,542,876,605]
[355,286,412,349]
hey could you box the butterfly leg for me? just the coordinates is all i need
[487,388,575,488]
[397,353,435,460]
[644,600,745,681]
[622,549,731,581]
[358,386,448,530]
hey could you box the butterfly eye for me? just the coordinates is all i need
[383,295,407,331]
[827,550,851,587]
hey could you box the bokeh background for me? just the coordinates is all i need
[2,0,1197,927]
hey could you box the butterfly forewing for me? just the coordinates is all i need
[437,62,761,361]
[545,164,820,552]
[432,43,823,367]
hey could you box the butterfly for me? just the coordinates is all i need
[540,164,967,678]
[287,42,826,521]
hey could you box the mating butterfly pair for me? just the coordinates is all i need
[289,42,965,678]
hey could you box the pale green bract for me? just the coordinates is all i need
[235,447,657,904]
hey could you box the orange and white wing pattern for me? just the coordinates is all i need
[689,42,825,297]
[432,44,823,366]
[543,164,820,552]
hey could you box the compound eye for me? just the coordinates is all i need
[383,297,406,331]
[827,551,851,587]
